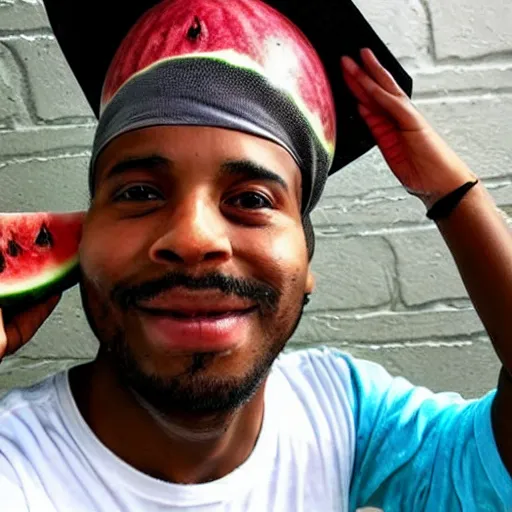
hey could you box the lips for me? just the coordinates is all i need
[135,290,258,353]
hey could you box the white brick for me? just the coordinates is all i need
[418,96,512,180]
[413,65,512,97]
[9,37,92,120]
[312,189,426,229]
[292,309,484,344]
[491,183,512,219]
[490,182,512,206]
[356,0,429,62]
[0,357,87,398]
[310,235,396,310]
[0,156,90,211]
[387,227,467,306]
[341,340,500,398]
[312,182,511,231]
[321,96,512,203]
[0,125,95,158]
[323,149,403,198]
[0,0,49,32]
[428,0,512,59]
[326,97,512,202]
[0,42,30,126]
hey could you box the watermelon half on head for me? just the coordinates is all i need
[0,212,84,309]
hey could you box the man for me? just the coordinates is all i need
[0,0,511,510]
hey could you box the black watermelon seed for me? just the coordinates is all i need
[187,17,202,40]
[7,240,22,257]
[35,224,53,248]
[0,252,5,273]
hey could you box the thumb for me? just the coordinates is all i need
[0,294,61,360]
[0,310,7,361]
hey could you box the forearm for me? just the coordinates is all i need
[434,181,512,370]
[434,179,512,472]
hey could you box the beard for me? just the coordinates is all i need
[101,330,282,416]
[79,272,306,417]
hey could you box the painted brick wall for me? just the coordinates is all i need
[0,0,510,404]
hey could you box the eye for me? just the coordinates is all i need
[114,185,163,202]
[225,191,272,210]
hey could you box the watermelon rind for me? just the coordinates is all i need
[0,256,79,309]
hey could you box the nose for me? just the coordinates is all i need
[149,195,232,266]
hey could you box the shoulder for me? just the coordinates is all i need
[0,371,65,430]
[272,346,377,397]
[270,347,364,414]
[273,346,353,378]
[0,371,67,477]
[0,372,69,507]
[271,347,465,418]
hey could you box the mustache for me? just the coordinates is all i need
[111,271,280,313]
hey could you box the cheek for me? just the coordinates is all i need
[79,213,149,287]
[233,223,308,293]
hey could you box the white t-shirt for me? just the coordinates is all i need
[0,348,510,511]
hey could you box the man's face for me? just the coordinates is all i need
[79,125,314,415]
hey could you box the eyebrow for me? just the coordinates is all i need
[103,156,289,191]
[220,160,289,191]
[104,155,169,182]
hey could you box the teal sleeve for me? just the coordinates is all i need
[335,352,512,511]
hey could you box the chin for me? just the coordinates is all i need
[109,341,277,415]
[130,338,269,382]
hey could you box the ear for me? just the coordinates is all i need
[305,268,315,294]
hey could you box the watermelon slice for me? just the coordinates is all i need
[0,212,84,308]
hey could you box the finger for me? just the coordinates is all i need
[342,55,388,102]
[359,103,393,127]
[355,69,421,130]
[358,105,409,166]
[358,104,398,144]
[341,60,389,116]
[2,295,61,356]
[0,309,7,360]
[342,56,390,119]
[343,53,424,131]
[358,48,426,130]
[342,69,374,108]
[369,88,424,131]
[360,48,405,97]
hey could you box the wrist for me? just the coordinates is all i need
[417,166,478,210]
[426,179,479,221]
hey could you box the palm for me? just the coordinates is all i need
[342,49,474,207]
[365,113,436,194]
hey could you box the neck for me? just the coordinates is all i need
[69,357,267,484]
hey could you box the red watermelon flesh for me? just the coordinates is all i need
[0,212,84,308]
[101,0,335,156]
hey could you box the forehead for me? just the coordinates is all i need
[95,125,302,187]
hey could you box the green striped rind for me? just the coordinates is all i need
[0,256,79,308]
[102,50,335,161]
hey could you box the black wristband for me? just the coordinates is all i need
[426,180,479,220]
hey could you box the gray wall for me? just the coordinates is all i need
[0,0,511,399]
